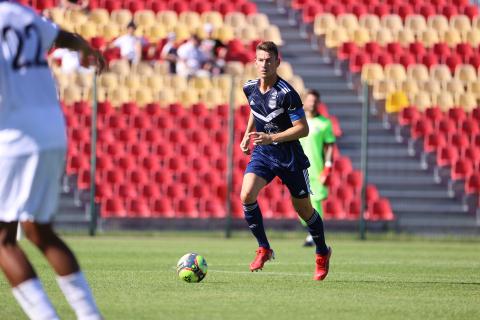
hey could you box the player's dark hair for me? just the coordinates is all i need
[256,41,279,59]
[306,89,321,101]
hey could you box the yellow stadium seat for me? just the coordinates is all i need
[361,63,384,86]
[337,13,358,31]
[173,24,191,42]
[419,79,442,95]
[153,61,170,75]
[405,14,427,36]
[325,27,349,49]
[190,77,212,91]
[277,61,294,80]
[455,64,477,83]
[134,10,156,28]
[99,72,119,91]
[441,28,462,47]
[407,64,430,83]
[75,71,94,89]
[225,12,247,29]
[77,21,97,39]
[351,27,370,46]
[212,74,233,92]
[359,14,380,32]
[372,29,393,46]
[179,88,200,106]
[234,87,247,106]
[430,64,452,82]
[239,25,260,43]
[109,60,130,77]
[433,91,455,111]
[419,28,439,48]
[146,24,167,42]
[247,13,270,29]
[412,91,432,111]
[386,90,409,113]
[111,9,133,27]
[122,75,142,93]
[313,13,336,37]
[465,29,480,47]
[427,15,449,35]
[384,64,407,83]
[450,14,471,36]
[445,79,465,96]
[157,89,176,105]
[133,62,154,77]
[395,29,416,46]
[133,87,154,106]
[201,88,225,108]
[225,62,245,77]
[381,14,403,33]
[62,85,82,105]
[181,12,202,33]
[372,79,397,101]
[457,92,478,112]
[216,25,235,43]
[262,26,283,45]
[89,8,109,25]
[244,62,257,79]
[201,12,223,29]
[167,75,188,92]
[48,7,65,26]
[96,86,108,103]
[64,9,88,26]
[467,80,480,100]
[399,80,419,101]
[108,87,130,106]
[102,23,121,41]
[146,74,164,92]
[156,11,178,29]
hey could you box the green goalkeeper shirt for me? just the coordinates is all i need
[300,115,336,200]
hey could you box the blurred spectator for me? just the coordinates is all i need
[160,32,178,74]
[50,48,93,74]
[109,21,142,64]
[200,23,227,75]
[176,35,208,77]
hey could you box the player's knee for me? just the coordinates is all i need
[240,191,256,205]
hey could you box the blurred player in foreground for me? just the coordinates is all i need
[0,1,105,319]
[299,89,335,247]
[239,41,332,280]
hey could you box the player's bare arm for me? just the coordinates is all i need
[319,143,334,185]
[250,117,309,146]
[240,112,255,155]
[54,30,106,73]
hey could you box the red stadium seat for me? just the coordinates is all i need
[129,169,150,185]
[367,198,394,221]
[349,52,371,74]
[423,133,447,154]
[436,146,459,168]
[323,198,345,220]
[151,198,174,218]
[398,106,421,126]
[101,198,127,218]
[465,173,480,195]
[451,158,473,181]
[337,42,358,62]
[127,198,151,217]
[176,198,198,218]
[410,118,434,140]
[346,171,363,192]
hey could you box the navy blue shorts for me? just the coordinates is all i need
[245,159,311,199]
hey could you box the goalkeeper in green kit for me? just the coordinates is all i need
[299,89,336,247]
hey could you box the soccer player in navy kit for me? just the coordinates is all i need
[240,41,332,280]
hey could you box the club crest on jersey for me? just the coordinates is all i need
[268,91,278,109]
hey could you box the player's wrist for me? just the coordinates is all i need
[324,161,333,168]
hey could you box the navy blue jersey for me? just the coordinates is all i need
[243,77,310,171]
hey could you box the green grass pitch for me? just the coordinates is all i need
[0,232,479,320]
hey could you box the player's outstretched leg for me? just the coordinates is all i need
[0,222,59,320]
[22,222,102,320]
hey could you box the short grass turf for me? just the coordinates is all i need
[0,232,479,320]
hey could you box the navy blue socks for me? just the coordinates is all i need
[243,201,270,249]
[305,210,329,255]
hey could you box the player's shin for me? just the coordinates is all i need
[56,271,102,320]
[243,201,270,249]
[305,210,329,255]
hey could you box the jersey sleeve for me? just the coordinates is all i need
[284,90,305,122]
[324,118,336,143]
[34,15,59,53]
